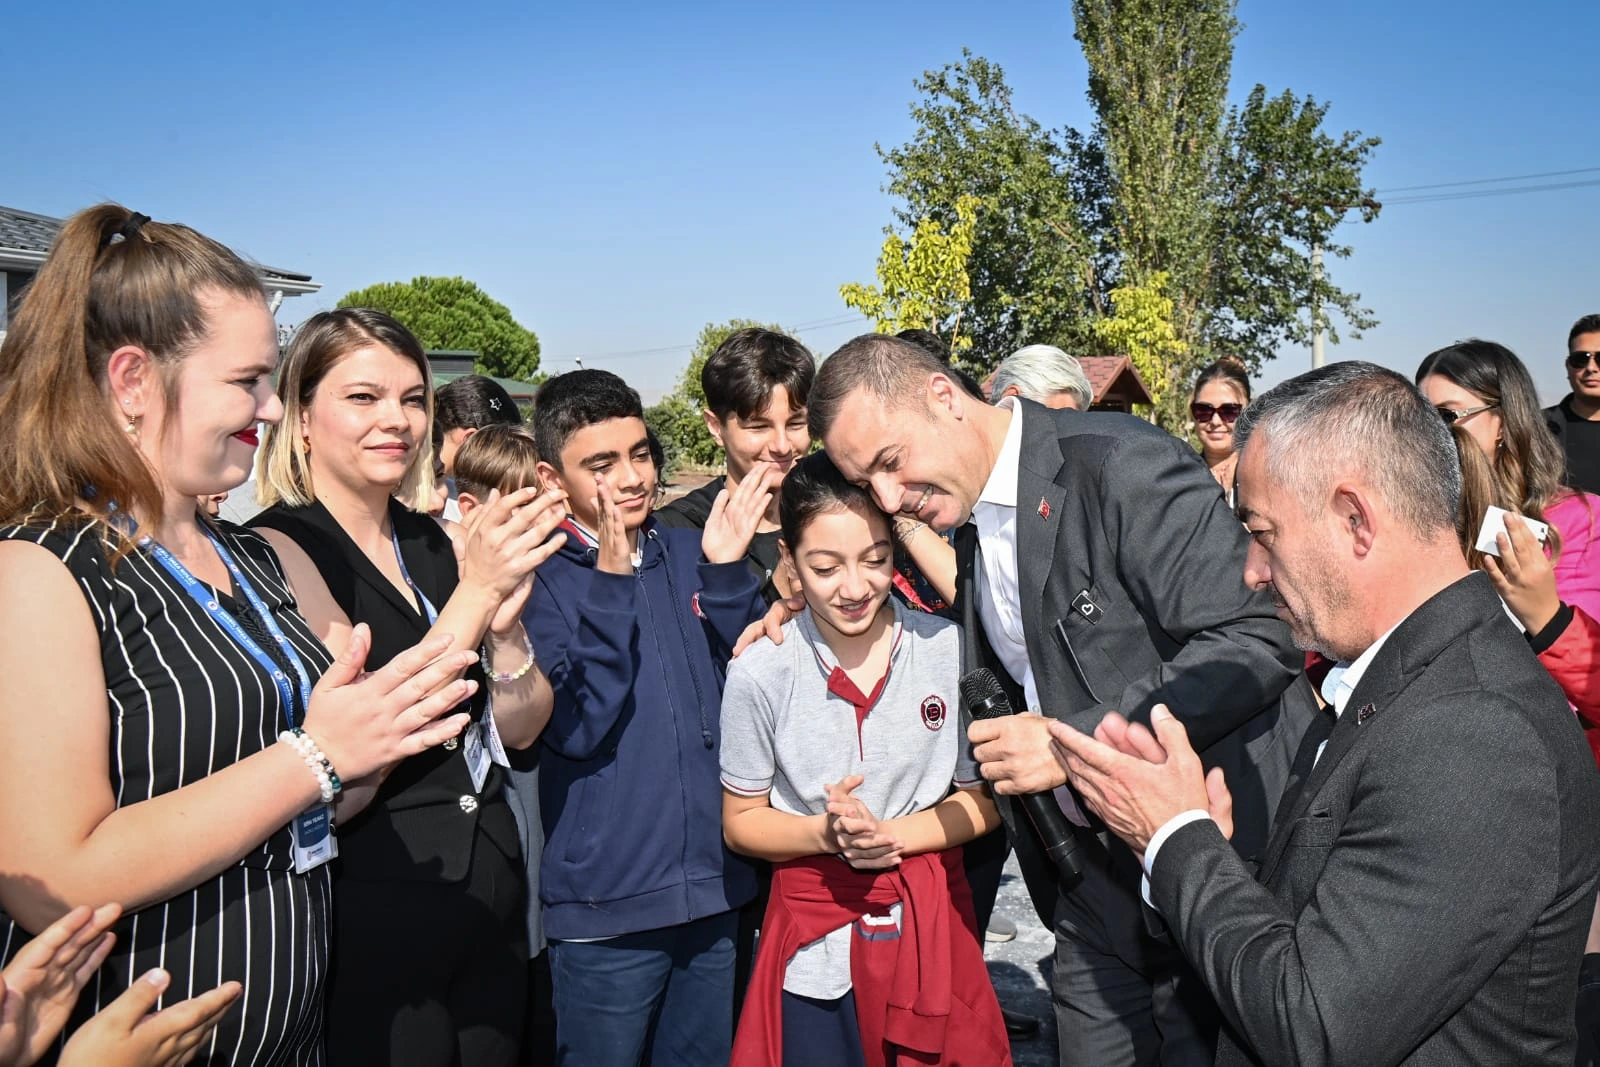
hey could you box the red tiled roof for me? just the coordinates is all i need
[1078,355,1154,405]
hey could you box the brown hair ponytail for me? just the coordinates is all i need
[0,204,264,529]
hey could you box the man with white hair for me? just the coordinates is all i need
[989,344,1095,410]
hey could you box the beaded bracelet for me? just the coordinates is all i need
[279,728,343,803]
[486,622,538,685]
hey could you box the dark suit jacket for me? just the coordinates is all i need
[954,401,1316,922]
[251,500,520,884]
[1151,573,1600,1066]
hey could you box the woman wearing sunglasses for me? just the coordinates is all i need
[1416,340,1600,633]
[1189,358,1252,505]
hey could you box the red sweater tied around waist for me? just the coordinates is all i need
[731,848,1012,1067]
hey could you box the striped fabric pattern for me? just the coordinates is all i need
[0,516,336,1066]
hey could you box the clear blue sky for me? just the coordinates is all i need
[5,0,1597,403]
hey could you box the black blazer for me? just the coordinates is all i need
[954,401,1317,921]
[252,500,519,884]
[1152,573,1600,1066]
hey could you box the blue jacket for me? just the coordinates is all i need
[525,516,762,940]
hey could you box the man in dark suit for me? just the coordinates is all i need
[1052,361,1600,1065]
[809,334,1317,1065]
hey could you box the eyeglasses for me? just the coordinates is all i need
[1434,402,1498,425]
[1567,351,1600,371]
[1190,402,1243,425]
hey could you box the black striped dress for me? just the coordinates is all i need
[0,516,337,1066]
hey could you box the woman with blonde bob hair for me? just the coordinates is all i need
[250,309,569,1066]
[0,205,478,1064]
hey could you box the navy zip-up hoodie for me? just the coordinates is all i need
[525,516,763,940]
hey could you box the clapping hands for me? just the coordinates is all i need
[0,903,240,1067]
[825,775,903,870]
[0,904,119,1067]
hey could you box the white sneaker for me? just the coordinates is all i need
[985,916,1017,943]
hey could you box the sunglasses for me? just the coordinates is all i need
[1190,402,1243,425]
[1568,351,1600,371]
[1435,402,1498,425]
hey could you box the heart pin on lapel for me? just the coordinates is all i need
[1356,703,1376,725]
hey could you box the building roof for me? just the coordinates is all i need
[0,204,318,290]
[432,371,541,402]
[1077,355,1154,406]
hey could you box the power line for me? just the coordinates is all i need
[544,312,868,365]
[1385,177,1600,205]
[1376,166,1600,194]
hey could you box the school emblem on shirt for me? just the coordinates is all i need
[920,695,947,731]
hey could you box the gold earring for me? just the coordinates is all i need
[124,413,138,437]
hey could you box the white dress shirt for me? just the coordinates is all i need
[970,400,1090,825]
[1139,621,1404,904]
[971,398,1037,711]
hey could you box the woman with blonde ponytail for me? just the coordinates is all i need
[0,205,478,1065]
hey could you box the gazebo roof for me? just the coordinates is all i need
[1077,355,1154,406]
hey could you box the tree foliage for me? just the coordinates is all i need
[644,318,792,475]
[840,195,980,357]
[1089,271,1187,425]
[872,3,1380,427]
[337,276,542,382]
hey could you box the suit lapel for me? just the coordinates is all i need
[304,500,432,632]
[1256,573,1498,883]
[1014,401,1070,699]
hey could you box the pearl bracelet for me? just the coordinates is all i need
[486,623,538,685]
[279,728,342,804]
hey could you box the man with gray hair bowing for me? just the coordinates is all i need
[1052,361,1600,1066]
[807,333,1318,1065]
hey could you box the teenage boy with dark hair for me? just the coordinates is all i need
[655,328,814,604]
[526,369,773,1065]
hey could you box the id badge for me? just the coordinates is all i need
[290,804,337,873]
[482,695,511,769]
[463,723,491,792]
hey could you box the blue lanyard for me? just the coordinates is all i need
[141,526,315,729]
[390,528,438,625]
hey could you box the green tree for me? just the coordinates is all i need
[874,7,1380,426]
[877,53,1110,365]
[1089,271,1188,425]
[337,276,542,381]
[644,319,792,475]
[840,195,980,358]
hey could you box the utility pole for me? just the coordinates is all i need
[1292,197,1381,370]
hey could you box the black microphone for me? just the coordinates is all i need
[960,667,1085,891]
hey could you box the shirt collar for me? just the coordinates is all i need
[1318,619,1404,718]
[977,397,1023,508]
[801,597,907,676]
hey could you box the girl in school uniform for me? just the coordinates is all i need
[720,452,1011,1067]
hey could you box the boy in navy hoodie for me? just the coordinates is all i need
[526,370,768,1066]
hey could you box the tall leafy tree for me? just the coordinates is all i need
[337,276,542,381]
[872,3,1380,426]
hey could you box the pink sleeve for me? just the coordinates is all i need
[1549,492,1600,625]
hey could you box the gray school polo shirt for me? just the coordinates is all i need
[720,599,982,998]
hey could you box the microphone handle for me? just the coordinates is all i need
[1019,792,1086,891]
